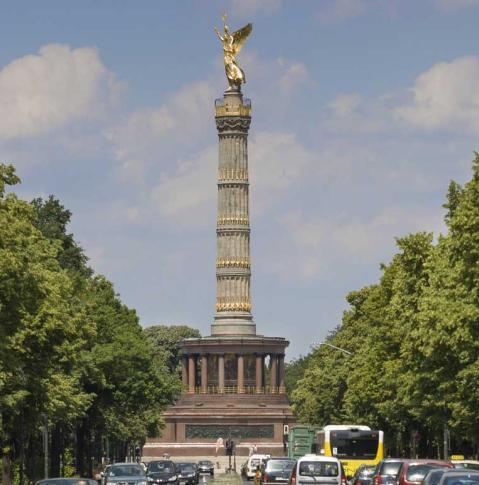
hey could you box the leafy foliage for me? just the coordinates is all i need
[0,164,179,483]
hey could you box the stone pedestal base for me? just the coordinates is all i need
[144,393,295,458]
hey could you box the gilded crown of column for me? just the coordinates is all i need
[215,116,251,133]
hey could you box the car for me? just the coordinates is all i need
[452,461,479,472]
[261,457,296,484]
[288,454,345,485]
[373,459,410,485]
[36,479,97,485]
[423,467,454,485]
[147,460,178,484]
[246,454,271,480]
[197,460,214,476]
[351,465,377,485]
[396,460,453,485]
[174,462,199,485]
[437,470,479,485]
[103,463,147,485]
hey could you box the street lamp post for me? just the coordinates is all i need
[313,342,353,356]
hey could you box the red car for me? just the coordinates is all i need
[396,460,453,485]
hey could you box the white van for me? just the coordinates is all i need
[289,455,345,485]
[246,454,271,480]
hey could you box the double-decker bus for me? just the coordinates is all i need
[315,425,384,477]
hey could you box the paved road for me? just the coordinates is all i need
[197,473,248,484]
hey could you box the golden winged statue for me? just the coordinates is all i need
[214,14,253,90]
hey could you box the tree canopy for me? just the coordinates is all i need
[291,153,479,458]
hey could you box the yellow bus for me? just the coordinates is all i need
[315,425,384,478]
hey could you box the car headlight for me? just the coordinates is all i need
[138,481,148,485]
[167,477,177,482]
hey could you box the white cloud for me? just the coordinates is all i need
[0,44,122,139]
[329,93,363,117]
[106,81,215,182]
[395,56,479,134]
[147,131,317,226]
[151,145,216,220]
[272,206,445,281]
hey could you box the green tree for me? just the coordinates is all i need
[144,325,201,373]
[0,165,94,484]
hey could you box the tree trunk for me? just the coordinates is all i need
[2,452,12,485]
[51,426,62,477]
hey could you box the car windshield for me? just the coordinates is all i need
[456,466,479,472]
[425,469,448,485]
[407,465,442,482]
[199,461,212,465]
[443,475,479,485]
[178,464,196,473]
[331,432,379,460]
[107,465,144,477]
[266,460,295,471]
[381,462,403,477]
[148,462,175,473]
[358,466,377,478]
[299,462,339,477]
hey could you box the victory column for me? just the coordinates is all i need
[144,16,295,459]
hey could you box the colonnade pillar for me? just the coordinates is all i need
[218,354,225,393]
[237,354,245,393]
[181,356,188,388]
[201,354,208,393]
[255,354,263,393]
[270,354,278,393]
[278,354,285,394]
[188,355,196,393]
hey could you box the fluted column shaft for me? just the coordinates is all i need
[212,90,255,337]
[201,354,208,394]
[218,354,225,393]
[188,355,195,393]
[270,354,278,393]
[278,354,286,394]
[255,354,263,393]
[181,356,188,389]
[237,354,245,394]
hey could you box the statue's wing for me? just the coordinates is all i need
[232,23,252,55]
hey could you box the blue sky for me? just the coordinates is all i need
[3,0,479,358]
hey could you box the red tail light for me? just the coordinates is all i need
[264,475,268,482]
[374,476,381,485]
[291,468,297,485]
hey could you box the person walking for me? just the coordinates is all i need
[254,465,262,485]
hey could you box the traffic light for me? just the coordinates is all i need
[225,438,235,456]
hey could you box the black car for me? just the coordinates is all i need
[437,471,479,485]
[423,468,453,485]
[351,465,377,485]
[262,457,296,484]
[147,460,178,484]
[372,459,409,485]
[175,462,199,485]
[104,463,147,485]
[197,460,214,476]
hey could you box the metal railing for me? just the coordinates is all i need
[184,385,284,395]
